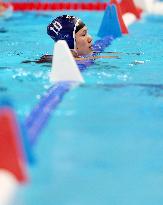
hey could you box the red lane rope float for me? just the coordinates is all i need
[11,2,107,11]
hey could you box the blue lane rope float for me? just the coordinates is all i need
[25,82,72,146]
[26,35,117,141]
[98,4,122,38]
[24,36,114,146]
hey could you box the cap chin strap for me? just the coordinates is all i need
[73,18,81,54]
[72,47,78,57]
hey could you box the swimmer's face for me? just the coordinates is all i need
[75,26,93,56]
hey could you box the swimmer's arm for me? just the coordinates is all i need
[22,55,53,64]
[36,55,53,63]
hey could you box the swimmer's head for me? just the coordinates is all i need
[47,15,93,56]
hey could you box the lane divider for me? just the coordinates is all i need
[0,106,27,183]
[2,0,163,14]
[0,105,28,205]
[134,0,163,15]
[11,2,107,11]
[0,3,13,19]
[25,35,114,146]
[110,0,129,34]
[50,41,84,83]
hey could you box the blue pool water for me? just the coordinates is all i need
[1,11,163,205]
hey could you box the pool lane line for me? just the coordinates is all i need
[11,2,107,11]
[25,82,72,145]
[25,36,113,146]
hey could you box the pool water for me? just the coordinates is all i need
[1,11,163,205]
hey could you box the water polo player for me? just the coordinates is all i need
[22,15,117,64]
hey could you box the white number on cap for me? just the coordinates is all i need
[50,21,62,35]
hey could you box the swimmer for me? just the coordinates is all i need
[22,15,118,64]
[47,15,119,61]
[47,15,93,58]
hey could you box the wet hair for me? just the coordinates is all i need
[47,15,85,49]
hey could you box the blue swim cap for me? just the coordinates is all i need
[47,15,85,49]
